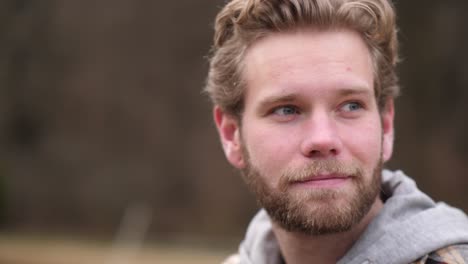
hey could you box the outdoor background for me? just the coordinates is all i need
[0,0,467,263]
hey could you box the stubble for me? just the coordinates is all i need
[241,152,383,236]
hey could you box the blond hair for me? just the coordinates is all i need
[205,0,399,117]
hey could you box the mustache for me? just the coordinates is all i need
[279,159,362,184]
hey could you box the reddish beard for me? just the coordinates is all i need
[241,153,383,235]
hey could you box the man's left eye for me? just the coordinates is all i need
[341,102,363,112]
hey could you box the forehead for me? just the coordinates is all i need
[241,29,374,100]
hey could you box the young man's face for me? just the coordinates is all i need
[215,29,394,234]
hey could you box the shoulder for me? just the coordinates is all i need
[411,244,468,264]
[221,254,241,264]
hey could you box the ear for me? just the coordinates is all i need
[213,106,246,169]
[381,99,395,162]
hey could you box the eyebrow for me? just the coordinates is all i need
[336,87,373,97]
[256,93,300,113]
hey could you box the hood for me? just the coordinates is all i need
[238,170,468,264]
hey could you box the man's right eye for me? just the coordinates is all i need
[271,105,300,116]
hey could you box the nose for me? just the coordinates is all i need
[300,112,342,158]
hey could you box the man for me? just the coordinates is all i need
[204,0,468,263]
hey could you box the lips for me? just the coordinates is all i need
[289,173,353,189]
[294,173,352,183]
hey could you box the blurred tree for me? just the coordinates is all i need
[389,0,468,210]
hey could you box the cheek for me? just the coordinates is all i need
[342,122,382,167]
[242,125,298,178]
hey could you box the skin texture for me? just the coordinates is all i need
[214,29,395,263]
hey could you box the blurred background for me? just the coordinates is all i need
[0,0,467,263]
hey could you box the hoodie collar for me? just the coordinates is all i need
[238,170,468,264]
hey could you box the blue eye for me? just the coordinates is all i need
[273,105,300,116]
[342,102,363,112]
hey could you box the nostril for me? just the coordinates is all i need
[310,150,321,156]
[308,148,338,157]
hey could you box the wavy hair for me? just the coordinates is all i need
[205,0,399,117]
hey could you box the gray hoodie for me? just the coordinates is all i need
[233,170,468,264]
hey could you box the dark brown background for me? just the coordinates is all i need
[0,0,467,243]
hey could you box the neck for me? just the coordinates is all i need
[272,198,383,264]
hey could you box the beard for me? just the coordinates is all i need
[241,149,383,236]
